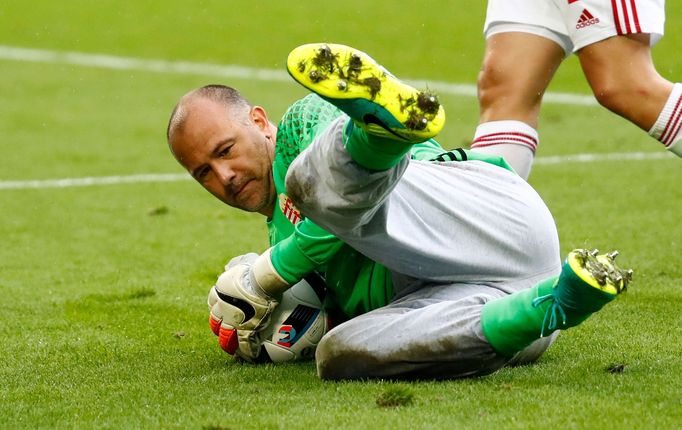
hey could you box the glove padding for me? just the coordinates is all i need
[207,250,289,361]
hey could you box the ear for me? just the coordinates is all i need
[249,106,271,132]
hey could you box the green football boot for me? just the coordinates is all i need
[287,43,445,143]
[533,249,632,335]
[481,248,633,357]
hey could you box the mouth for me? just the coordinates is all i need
[233,179,254,199]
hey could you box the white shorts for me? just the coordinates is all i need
[484,0,666,54]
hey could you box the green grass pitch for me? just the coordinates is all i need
[0,1,680,428]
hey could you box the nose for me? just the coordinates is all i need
[212,162,236,185]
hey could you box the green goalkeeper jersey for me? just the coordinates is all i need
[266,94,446,321]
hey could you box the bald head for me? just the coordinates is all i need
[165,84,278,217]
[166,84,252,143]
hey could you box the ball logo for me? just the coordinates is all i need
[277,325,296,348]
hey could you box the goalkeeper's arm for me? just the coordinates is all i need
[268,218,345,287]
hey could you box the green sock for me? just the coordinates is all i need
[343,121,413,170]
[480,270,615,357]
[480,277,558,357]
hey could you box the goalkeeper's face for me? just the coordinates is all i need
[170,99,277,217]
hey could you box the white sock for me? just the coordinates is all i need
[648,83,682,158]
[669,140,682,156]
[471,120,538,180]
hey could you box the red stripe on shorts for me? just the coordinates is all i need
[629,0,642,32]
[620,0,632,34]
[611,0,623,35]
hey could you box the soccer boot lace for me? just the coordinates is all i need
[533,249,633,336]
[286,43,445,142]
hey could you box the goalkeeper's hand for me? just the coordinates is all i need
[207,249,290,361]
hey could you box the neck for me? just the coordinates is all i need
[259,198,275,218]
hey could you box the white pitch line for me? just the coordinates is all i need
[0,45,598,106]
[0,173,191,190]
[534,151,675,165]
[0,152,674,191]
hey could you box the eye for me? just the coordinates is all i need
[217,145,232,158]
[194,166,211,182]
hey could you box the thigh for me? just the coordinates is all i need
[578,33,660,87]
[340,159,561,285]
[287,118,561,285]
[316,275,559,380]
[316,282,508,380]
[478,31,565,125]
[577,33,672,128]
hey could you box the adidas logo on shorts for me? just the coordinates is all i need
[576,9,600,29]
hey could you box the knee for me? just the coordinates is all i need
[476,62,542,118]
[589,80,629,113]
[477,63,508,110]
[588,74,655,115]
[315,331,372,380]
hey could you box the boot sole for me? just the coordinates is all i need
[567,249,633,295]
[286,43,445,142]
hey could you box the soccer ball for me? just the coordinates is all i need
[259,277,328,363]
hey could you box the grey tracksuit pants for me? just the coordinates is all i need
[286,117,562,380]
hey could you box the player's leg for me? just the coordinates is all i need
[287,43,445,171]
[286,43,561,286]
[561,0,681,156]
[577,35,682,156]
[474,31,565,179]
[317,249,631,380]
[286,115,561,286]
[481,249,632,356]
[473,0,571,179]
[315,278,548,380]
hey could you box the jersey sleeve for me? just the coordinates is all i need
[410,137,447,161]
[269,218,345,284]
[269,95,347,284]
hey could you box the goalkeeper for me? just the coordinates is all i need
[166,43,632,380]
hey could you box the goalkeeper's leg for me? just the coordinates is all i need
[287,43,445,170]
[481,248,632,356]
[316,249,632,380]
[315,274,555,380]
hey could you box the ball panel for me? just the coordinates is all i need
[260,278,328,362]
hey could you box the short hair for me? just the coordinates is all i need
[166,84,252,141]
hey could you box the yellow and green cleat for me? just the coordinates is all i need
[565,249,632,296]
[286,43,445,143]
[481,248,633,357]
[533,249,633,335]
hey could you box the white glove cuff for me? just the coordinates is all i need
[252,248,290,296]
